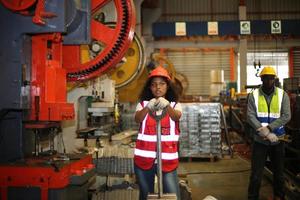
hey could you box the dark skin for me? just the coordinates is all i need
[135,77,182,123]
[261,75,276,95]
[259,74,276,138]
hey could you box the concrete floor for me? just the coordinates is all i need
[178,155,273,200]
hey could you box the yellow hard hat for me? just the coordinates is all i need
[259,66,277,77]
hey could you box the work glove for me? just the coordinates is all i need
[266,133,279,143]
[146,98,157,111]
[257,126,270,137]
[156,97,170,110]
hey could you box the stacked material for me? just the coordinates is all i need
[94,157,134,175]
[179,104,201,156]
[179,103,222,158]
[97,145,134,158]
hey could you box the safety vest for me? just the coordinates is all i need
[134,101,180,172]
[253,87,285,136]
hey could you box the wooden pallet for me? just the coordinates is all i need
[147,193,177,199]
[179,155,219,162]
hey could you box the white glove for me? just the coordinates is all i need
[146,98,157,111]
[156,97,170,110]
[203,195,218,200]
[257,126,270,137]
[266,133,279,143]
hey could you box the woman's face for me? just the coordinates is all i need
[150,77,168,98]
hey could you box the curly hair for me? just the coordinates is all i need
[139,76,179,102]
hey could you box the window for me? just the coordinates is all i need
[246,52,289,91]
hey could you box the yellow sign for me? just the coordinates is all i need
[208,22,218,35]
[175,22,186,36]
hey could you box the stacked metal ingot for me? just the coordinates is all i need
[94,157,134,176]
[93,145,135,180]
[198,103,222,156]
[179,103,222,157]
[180,104,200,157]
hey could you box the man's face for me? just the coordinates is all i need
[261,75,276,90]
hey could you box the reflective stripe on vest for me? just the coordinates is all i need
[134,101,180,171]
[253,88,285,136]
[134,149,179,160]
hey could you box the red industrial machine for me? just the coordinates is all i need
[0,0,135,199]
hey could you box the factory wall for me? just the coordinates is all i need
[158,0,300,22]
[141,0,300,94]
[165,49,231,96]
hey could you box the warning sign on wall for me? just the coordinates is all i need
[208,22,218,35]
[175,22,186,36]
[271,20,281,34]
[240,21,251,34]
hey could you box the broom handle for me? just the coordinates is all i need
[149,109,167,199]
[156,119,163,198]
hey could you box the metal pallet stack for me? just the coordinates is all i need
[179,103,222,158]
[94,157,134,176]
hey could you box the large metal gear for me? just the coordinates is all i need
[63,0,136,81]
[109,33,145,88]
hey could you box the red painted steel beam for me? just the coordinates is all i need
[30,34,74,121]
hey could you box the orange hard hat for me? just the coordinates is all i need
[148,66,171,80]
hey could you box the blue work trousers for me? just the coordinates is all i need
[248,141,285,200]
[134,164,180,200]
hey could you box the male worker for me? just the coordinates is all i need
[247,66,291,200]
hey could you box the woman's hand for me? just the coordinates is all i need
[147,98,158,111]
[156,97,170,110]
